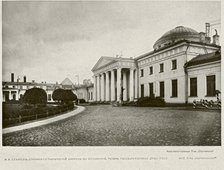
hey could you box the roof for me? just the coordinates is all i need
[153,26,200,50]
[135,40,220,60]
[2,81,55,86]
[60,77,74,86]
[185,50,221,67]
[92,56,135,71]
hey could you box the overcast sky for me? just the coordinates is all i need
[2,1,220,84]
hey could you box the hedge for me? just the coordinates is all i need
[3,103,75,128]
[136,96,165,107]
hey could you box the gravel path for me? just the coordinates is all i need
[3,105,221,146]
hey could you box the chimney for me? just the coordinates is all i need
[205,23,210,37]
[199,32,206,43]
[24,76,26,83]
[212,29,219,45]
[205,23,211,44]
[205,37,211,44]
[11,73,14,82]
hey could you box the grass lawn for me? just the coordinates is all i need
[3,105,221,146]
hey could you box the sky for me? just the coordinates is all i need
[2,1,221,84]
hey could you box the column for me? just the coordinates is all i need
[129,69,134,101]
[117,68,121,102]
[123,71,128,101]
[111,70,115,101]
[97,75,100,101]
[93,76,97,101]
[106,72,110,101]
[16,90,19,100]
[134,69,138,99]
[9,91,12,100]
[101,73,105,101]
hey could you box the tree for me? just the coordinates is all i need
[52,89,77,104]
[52,88,64,103]
[22,88,47,106]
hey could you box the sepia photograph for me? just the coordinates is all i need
[2,1,224,169]
[2,1,221,148]
[1,1,222,161]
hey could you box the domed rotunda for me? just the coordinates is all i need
[153,26,200,50]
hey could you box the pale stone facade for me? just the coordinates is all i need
[92,57,137,102]
[92,26,221,104]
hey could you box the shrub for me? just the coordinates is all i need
[137,96,165,107]
[79,99,86,103]
[22,88,47,105]
[52,89,77,104]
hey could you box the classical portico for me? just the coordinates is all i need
[92,56,138,102]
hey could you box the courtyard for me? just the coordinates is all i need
[3,105,221,146]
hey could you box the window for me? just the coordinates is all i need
[149,83,154,97]
[190,78,197,96]
[172,59,177,70]
[159,63,164,73]
[140,69,144,77]
[172,79,178,97]
[13,94,16,100]
[141,84,144,97]
[206,75,216,96]
[48,94,51,101]
[88,92,91,100]
[160,81,165,97]
[149,66,153,75]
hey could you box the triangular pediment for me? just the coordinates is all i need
[61,78,74,85]
[92,56,118,71]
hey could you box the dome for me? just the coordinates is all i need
[153,26,200,50]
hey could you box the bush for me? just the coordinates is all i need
[52,89,77,104]
[79,99,86,103]
[22,88,47,105]
[137,96,165,107]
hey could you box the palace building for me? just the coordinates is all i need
[92,25,221,104]
[2,74,94,103]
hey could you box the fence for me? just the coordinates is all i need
[3,103,75,128]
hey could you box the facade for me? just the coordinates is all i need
[92,26,221,104]
[2,75,94,103]
[76,84,94,102]
[2,74,59,102]
[185,50,221,103]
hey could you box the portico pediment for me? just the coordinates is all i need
[92,56,118,72]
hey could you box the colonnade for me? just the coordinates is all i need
[94,68,137,102]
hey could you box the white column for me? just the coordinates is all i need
[134,69,138,99]
[123,71,128,101]
[101,73,105,101]
[93,76,97,101]
[111,70,115,101]
[97,75,100,101]
[117,68,121,102]
[16,90,19,100]
[106,72,110,101]
[129,69,134,101]
[9,91,12,100]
